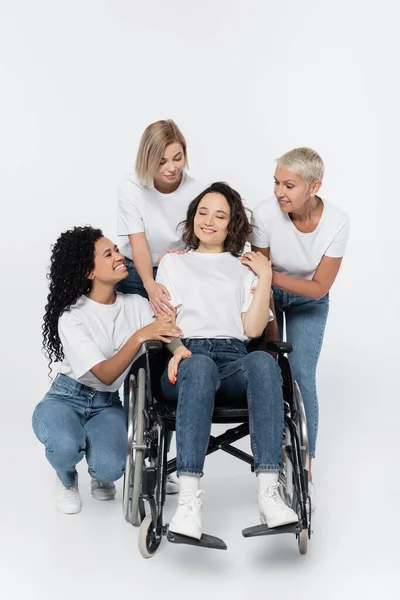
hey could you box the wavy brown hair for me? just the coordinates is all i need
[181,182,252,257]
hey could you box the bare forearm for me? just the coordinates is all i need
[266,296,280,341]
[129,234,154,286]
[90,332,144,386]
[273,272,324,300]
[244,275,272,338]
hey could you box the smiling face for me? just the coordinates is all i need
[153,142,185,190]
[193,192,231,251]
[274,167,321,213]
[88,237,128,285]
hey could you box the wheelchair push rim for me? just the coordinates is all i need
[123,369,147,526]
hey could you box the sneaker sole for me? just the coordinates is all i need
[260,513,299,528]
[56,504,82,514]
[91,493,116,501]
[168,523,202,540]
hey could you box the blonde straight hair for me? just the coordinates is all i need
[276,147,324,188]
[135,120,188,185]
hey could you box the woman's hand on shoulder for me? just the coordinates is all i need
[144,279,175,315]
[240,251,272,280]
[168,345,192,384]
[157,248,188,265]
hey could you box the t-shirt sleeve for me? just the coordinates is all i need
[249,204,270,248]
[324,217,350,258]
[58,313,107,380]
[241,270,259,312]
[241,268,274,322]
[156,256,183,309]
[117,182,145,235]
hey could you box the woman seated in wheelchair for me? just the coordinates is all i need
[32,226,181,514]
[157,182,298,539]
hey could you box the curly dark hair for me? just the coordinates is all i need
[42,226,103,370]
[181,182,252,257]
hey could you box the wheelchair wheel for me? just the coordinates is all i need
[293,381,309,469]
[138,514,162,558]
[123,368,147,526]
[298,529,308,555]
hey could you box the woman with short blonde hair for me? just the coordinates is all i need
[135,120,188,185]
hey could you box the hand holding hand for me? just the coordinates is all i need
[137,320,183,345]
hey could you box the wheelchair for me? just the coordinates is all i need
[122,339,311,558]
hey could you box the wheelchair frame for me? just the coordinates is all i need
[123,340,312,558]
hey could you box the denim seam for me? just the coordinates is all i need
[32,410,50,447]
[83,423,95,477]
[308,301,329,458]
[255,465,281,473]
[177,469,204,477]
[285,297,329,459]
[242,366,260,470]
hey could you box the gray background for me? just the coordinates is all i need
[0,1,398,598]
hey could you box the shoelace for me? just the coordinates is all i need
[92,479,114,489]
[59,485,79,499]
[95,480,110,488]
[178,491,203,514]
[262,483,285,504]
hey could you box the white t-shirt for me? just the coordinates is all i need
[117,171,205,266]
[156,251,273,341]
[58,293,154,392]
[250,197,350,280]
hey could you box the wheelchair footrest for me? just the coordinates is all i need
[167,530,227,550]
[242,522,300,538]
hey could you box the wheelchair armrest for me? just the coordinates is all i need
[142,341,163,353]
[266,341,293,354]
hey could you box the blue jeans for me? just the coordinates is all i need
[273,288,329,459]
[32,374,127,487]
[115,257,157,298]
[161,339,284,476]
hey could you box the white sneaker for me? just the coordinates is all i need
[166,474,179,495]
[90,478,116,501]
[169,491,203,539]
[259,483,299,528]
[55,473,82,514]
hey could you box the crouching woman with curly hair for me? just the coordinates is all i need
[32,226,181,514]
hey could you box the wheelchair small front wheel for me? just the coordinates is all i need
[138,514,162,558]
[297,528,308,555]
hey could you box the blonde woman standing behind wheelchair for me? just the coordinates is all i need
[116,119,205,315]
[249,148,350,502]
[116,120,204,493]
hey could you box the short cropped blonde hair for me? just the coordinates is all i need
[135,120,188,185]
[276,147,324,188]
